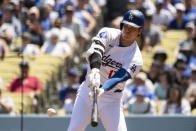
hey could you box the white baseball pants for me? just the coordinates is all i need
[67,82,127,131]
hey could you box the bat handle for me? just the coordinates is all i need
[91,86,98,127]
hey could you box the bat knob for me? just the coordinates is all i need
[91,121,98,127]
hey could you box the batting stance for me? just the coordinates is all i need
[68,10,145,131]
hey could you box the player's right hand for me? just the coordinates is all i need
[86,68,100,90]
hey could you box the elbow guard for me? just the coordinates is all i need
[86,40,105,63]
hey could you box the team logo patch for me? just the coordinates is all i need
[98,31,107,39]
[130,64,137,73]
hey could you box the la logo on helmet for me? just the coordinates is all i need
[129,13,134,20]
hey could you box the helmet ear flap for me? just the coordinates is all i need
[120,23,124,30]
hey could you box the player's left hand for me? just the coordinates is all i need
[88,88,104,100]
[86,68,100,90]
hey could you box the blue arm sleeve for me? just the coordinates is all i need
[101,68,131,91]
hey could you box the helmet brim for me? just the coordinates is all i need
[120,20,142,28]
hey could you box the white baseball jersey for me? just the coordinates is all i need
[68,27,143,131]
[87,27,143,92]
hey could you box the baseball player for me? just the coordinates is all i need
[68,10,145,131]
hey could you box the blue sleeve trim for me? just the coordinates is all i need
[101,68,131,91]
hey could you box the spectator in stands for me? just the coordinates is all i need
[2,3,21,38]
[127,85,156,114]
[0,10,8,54]
[75,0,96,34]
[85,0,101,18]
[126,72,155,99]
[163,0,176,17]
[26,6,45,47]
[153,49,171,71]
[41,28,71,58]
[136,0,156,14]
[160,85,191,115]
[0,80,15,115]
[180,70,192,96]
[43,0,59,20]
[23,6,39,32]
[178,22,195,56]
[126,0,137,10]
[172,54,187,83]
[143,10,162,49]
[8,61,43,113]
[59,68,79,108]
[18,32,40,55]
[63,4,87,52]
[155,70,173,100]
[45,18,76,50]
[152,0,172,31]
[174,63,187,85]
[188,37,196,68]
[185,65,196,110]
[62,88,77,114]
[147,61,162,84]
[39,5,52,31]
[0,5,16,46]
[169,3,190,30]
[184,0,196,23]
[178,39,192,63]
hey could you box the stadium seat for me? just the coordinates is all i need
[2,92,33,114]
[192,109,196,115]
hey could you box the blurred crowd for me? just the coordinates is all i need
[0,0,195,115]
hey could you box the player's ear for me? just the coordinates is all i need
[137,28,143,37]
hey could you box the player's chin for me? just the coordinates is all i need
[122,34,133,41]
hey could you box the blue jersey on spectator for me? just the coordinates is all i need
[169,16,190,29]
[41,17,52,31]
[185,8,196,22]
[59,86,73,102]
[59,84,79,102]
[188,54,196,68]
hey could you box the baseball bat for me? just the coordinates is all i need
[91,86,98,127]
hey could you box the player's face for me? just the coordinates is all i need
[121,24,142,42]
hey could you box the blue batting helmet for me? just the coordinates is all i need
[120,10,145,30]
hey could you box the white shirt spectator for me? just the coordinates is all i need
[153,9,173,26]
[164,3,176,17]
[160,99,191,115]
[41,41,71,57]
[0,97,15,115]
[0,23,15,39]
[0,79,15,115]
[62,98,74,114]
[19,44,40,55]
[45,27,76,49]
[142,0,156,13]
